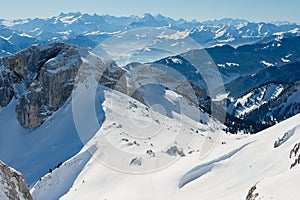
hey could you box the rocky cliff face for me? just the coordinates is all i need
[0,161,32,200]
[0,42,126,130]
[0,66,15,107]
[14,43,83,130]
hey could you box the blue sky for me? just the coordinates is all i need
[1,0,300,23]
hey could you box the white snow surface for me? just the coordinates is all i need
[30,78,229,200]
[30,79,300,200]
[260,60,275,67]
[281,58,291,63]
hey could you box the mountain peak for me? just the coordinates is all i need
[58,11,82,18]
[142,13,156,21]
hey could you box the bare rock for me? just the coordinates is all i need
[14,43,83,130]
[0,161,32,200]
[166,146,185,157]
[0,67,15,107]
[0,42,133,130]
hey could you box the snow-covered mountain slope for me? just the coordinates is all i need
[243,80,300,125]
[225,64,300,130]
[228,83,286,117]
[0,40,228,192]
[31,91,300,200]
[30,77,230,200]
[224,59,300,100]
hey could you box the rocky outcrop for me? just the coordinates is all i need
[246,184,259,200]
[14,44,83,130]
[0,161,32,200]
[1,43,67,86]
[98,60,127,93]
[0,42,127,130]
[0,67,15,107]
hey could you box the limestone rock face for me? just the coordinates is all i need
[1,43,66,86]
[14,44,83,130]
[0,43,85,129]
[0,42,127,130]
[0,161,32,200]
[0,67,15,107]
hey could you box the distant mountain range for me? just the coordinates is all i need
[1,13,300,134]
[0,12,300,58]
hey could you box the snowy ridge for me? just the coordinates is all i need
[30,75,300,199]
[31,77,229,200]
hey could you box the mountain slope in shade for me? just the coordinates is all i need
[152,36,300,88]
[225,62,300,129]
[242,80,300,125]
[0,97,90,186]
